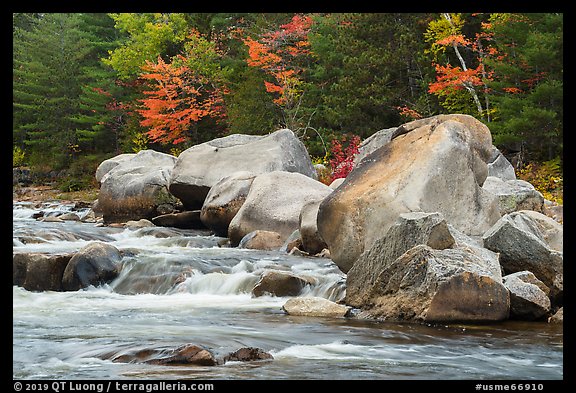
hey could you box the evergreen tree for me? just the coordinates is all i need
[13,13,87,168]
[13,13,123,168]
[485,13,563,162]
[307,13,435,138]
[72,13,123,154]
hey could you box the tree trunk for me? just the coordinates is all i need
[442,13,484,119]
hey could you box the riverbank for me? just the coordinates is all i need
[12,185,99,205]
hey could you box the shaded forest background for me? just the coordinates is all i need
[12,13,563,203]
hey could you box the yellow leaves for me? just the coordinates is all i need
[517,158,563,205]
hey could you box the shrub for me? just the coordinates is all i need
[517,157,563,205]
[328,134,361,182]
[13,146,26,167]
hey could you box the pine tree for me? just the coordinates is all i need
[72,13,122,154]
[485,13,563,162]
[308,13,434,137]
[13,13,124,168]
[13,13,86,168]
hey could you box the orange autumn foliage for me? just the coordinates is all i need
[242,14,313,107]
[138,56,225,145]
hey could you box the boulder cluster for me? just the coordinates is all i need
[14,115,563,324]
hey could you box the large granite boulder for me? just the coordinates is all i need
[169,129,317,209]
[318,114,501,273]
[95,153,136,182]
[345,212,508,322]
[61,242,123,291]
[353,127,396,165]
[96,150,179,223]
[200,171,256,236]
[483,210,563,304]
[349,245,510,323]
[228,171,332,246]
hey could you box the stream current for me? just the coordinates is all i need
[13,202,563,380]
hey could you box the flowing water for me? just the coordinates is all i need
[13,202,563,380]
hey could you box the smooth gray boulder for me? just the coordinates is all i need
[318,114,501,273]
[95,153,135,183]
[61,242,123,291]
[96,150,178,223]
[169,129,317,209]
[200,171,256,236]
[228,171,332,246]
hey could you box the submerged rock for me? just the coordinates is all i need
[108,344,273,366]
[111,344,218,366]
[222,347,273,362]
[238,230,284,251]
[151,210,206,229]
[252,271,313,297]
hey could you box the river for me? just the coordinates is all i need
[13,201,563,380]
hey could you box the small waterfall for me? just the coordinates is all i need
[110,252,346,301]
